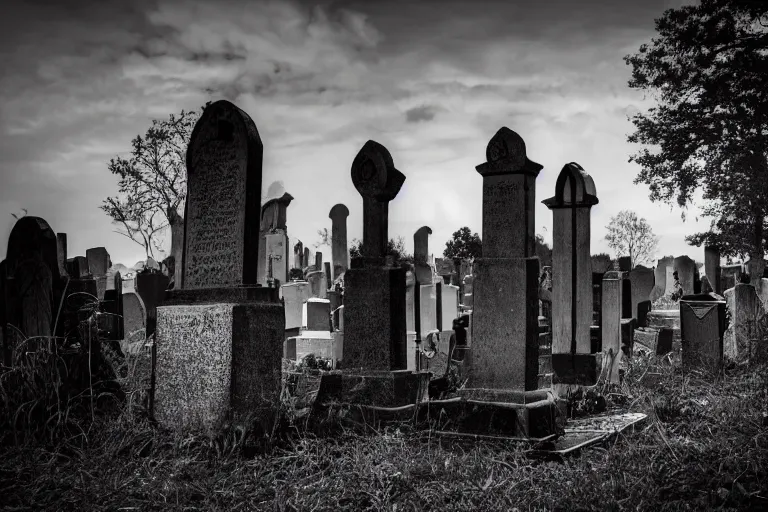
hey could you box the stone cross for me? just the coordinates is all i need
[329,204,349,279]
[543,162,599,386]
[350,140,406,261]
[180,99,263,289]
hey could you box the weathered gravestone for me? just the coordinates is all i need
[306,270,326,299]
[303,248,311,271]
[543,162,599,387]
[673,256,697,297]
[257,191,293,285]
[154,100,284,433]
[56,233,68,278]
[618,256,632,272]
[601,271,623,384]
[170,212,184,288]
[628,265,654,327]
[122,291,146,339]
[468,128,541,391]
[293,241,304,270]
[66,256,89,278]
[329,204,350,280]
[135,271,170,338]
[86,247,111,300]
[101,272,124,340]
[723,283,767,364]
[3,217,60,357]
[342,140,407,371]
[704,246,722,295]
[650,256,673,302]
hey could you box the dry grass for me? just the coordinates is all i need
[1,323,767,511]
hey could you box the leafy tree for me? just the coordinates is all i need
[349,236,412,264]
[443,227,482,260]
[101,106,206,260]
[604,210,659,268]
[625,0,768,283]
[535,234,552,268]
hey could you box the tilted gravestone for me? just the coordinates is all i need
[342,140,407,371]
[628,265,654,327]
[650,256,673,302]
[704,246,722,295]
[468,128,541,391]
[543,162,599,387]
[86,247,111,300]
[154,100,284,433]
[329,204,350,281]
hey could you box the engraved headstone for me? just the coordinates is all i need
[470,128,542,391]
[704,246,721,295]
[179,100,263,289]
[543,163,599,387]
[673,255,696,297]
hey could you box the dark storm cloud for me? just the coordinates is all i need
[405,105,441,123]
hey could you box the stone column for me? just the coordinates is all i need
[342,140,407,370]
[329,204,349,280]
[470,127,542,391]
[543,162,599,386]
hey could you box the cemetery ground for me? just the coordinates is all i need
[1,336,767,512]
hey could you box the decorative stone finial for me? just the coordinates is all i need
[477,127,543,177]
[542,162,599,208]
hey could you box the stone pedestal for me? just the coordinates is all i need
[469,257,539,390]
[154,287,284,433]
[342,265,407,371]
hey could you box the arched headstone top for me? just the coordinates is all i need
[351,140,405,201]
[542,162,599,208]
[6,216,60,280]
[329,203,350,220]
[414,226,432,238]
[186,100,262,173]
[477,127,543,177]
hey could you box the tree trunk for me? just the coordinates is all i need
[749,212,765,287]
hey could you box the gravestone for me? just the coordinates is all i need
[56,233,68,278]
[720,264,742,292]
[543,163,599,387]
[294,241,304,270]
[170,213,184,288]
[673,256,696,297]
[470,128,542,391]
[306,270,326,299]
[723,284,766,364]
[122,291,146,338]
[342,140,407,370]
[329,204,350,280]
[102,272,124,340]
[618,256,631,272]
[257,192,293,285]
[86,247,111,300]
[303,248,311,271]
[651,256,673,302]
[601,271,623,384]
[4,217,61,353]
[135,272,170,338]
[413,226,432,285]
[281,280,312,335]
[628,265,654,327]
[704,246,721,295]
[324,262,332,289]
[154,100,284,433]
[304,298,331,332]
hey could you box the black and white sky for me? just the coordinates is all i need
[0,0,702,267]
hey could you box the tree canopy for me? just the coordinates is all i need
[349,236,412,264]
[101,106,204,260]
[443,227,482,260]
[625,0,768,281]
[604,210,659,268]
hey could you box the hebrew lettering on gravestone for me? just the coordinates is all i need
[181,100,263,289]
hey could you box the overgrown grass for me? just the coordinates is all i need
[1,328,767,510]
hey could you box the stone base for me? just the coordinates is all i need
[154,300,285,433]
[551,353,599,386]
[469,257,539,390]
[418,388,566,439]
[314,369,430,408]
[342,266,407,370]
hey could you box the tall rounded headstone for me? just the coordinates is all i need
[329,204,350,280]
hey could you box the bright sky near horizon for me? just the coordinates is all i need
[0,0,708,270]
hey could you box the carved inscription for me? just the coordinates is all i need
[185,113,247,289]
[482,175,527,258]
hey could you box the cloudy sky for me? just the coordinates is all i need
[0,0,708,270]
